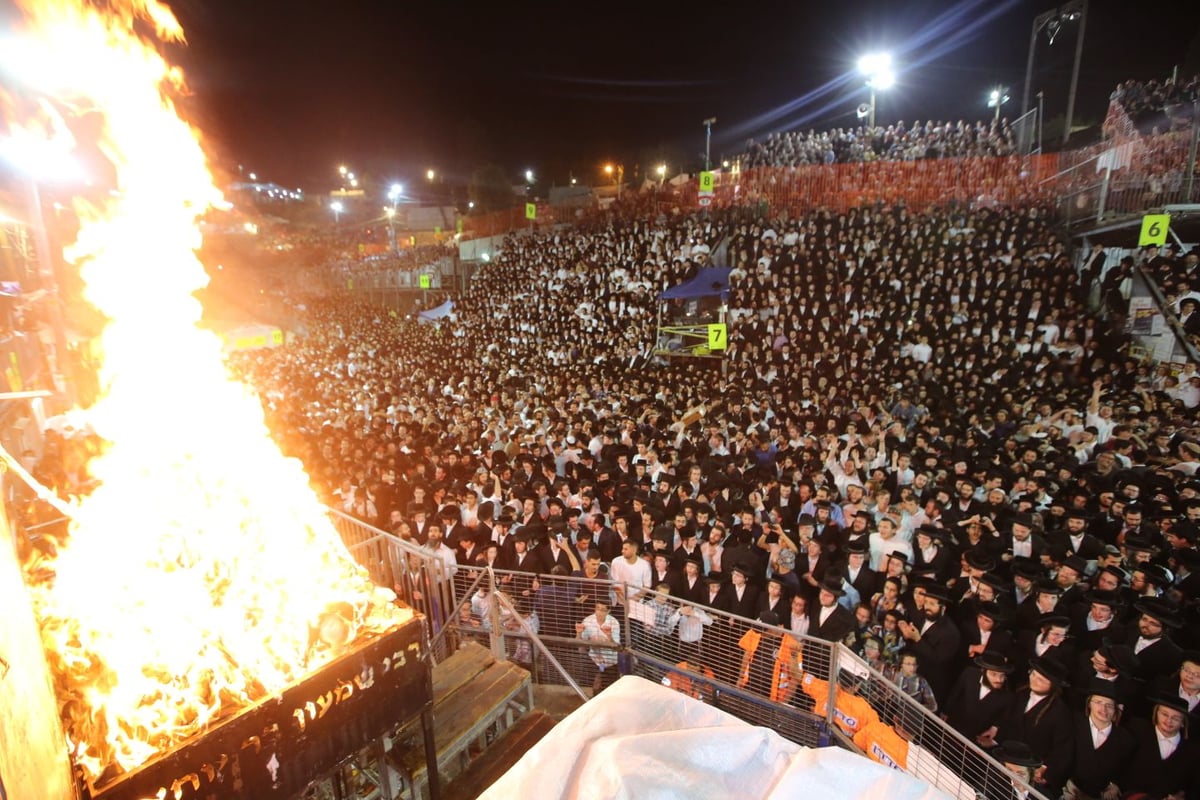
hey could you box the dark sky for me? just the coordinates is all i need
[166,0,1200,192]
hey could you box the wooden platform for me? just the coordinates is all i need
[441,711,557,800]
[390,642,534,800]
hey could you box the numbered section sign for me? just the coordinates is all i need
[1138,214,1169,246]
[419,274,432,289]
[698,171,715,195]
[707,323,727,351]
[525,202,537,220]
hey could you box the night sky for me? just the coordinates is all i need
[165,0,1200,192]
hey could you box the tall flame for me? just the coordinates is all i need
[6,0,409,781]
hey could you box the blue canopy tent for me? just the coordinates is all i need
[655,267,730,358]
[657,267,731,301]
[417,299,454,323]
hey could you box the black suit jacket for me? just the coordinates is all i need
[909,615,963,705]
[1125,632,1184,682]
[943,667,1015,740]
[1120,718,1200,799]
[997,690,1074,794]
[809,603,855,645]
[1067,711,1136,796]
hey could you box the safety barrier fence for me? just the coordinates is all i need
[333,518,1052,800]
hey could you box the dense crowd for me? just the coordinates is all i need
[21,193,1200,798]
[1110,76,1200,128]
[739,119,1018,169]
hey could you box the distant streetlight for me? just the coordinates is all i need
[570,177,577,186]
[987,86,1010,122]
[388,183,403,203]
[426,169,436,182]
[525,169,534,183]
[858,52,894,127]
[248,172,257,181]
[330,200,344,225]
[468,201,475,209]
[346,172,355,181]
[603,163,623,195]
[338,165,348,176]
[656,164,666,186]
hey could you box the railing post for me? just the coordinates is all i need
[487,568,505,662]
[825,643,840,733]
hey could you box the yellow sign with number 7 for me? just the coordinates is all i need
[707,323,727,350]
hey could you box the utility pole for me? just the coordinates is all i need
[1062,0,1088,145]
[703,117,716,170]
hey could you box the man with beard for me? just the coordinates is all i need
[997,657,1074,797]
[899,585,962,706]
[1126,599,1184,682]
[943,651,1016,748]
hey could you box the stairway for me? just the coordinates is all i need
[440,710,557,800]
[388,641,539,800]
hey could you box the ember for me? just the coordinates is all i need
[2,0,412,784]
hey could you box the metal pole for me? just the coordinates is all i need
[1187,100,1199,203]
[1037,91,1045,155]
[869,87,877,128]
[1062,0,1087,146]
[1021,13,1043,116]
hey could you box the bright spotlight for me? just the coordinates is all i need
[330,201,344,212]
[525,169,534,183]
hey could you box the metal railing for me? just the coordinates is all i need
[329,510,1048,800]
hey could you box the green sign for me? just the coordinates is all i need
[707,323,727,350]
[1138,214,1169,246]
[525,202,537,220]
[698,171,715,194]
[419,274,432,289]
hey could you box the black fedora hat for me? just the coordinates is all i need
[1134,598,1183,629]
[974,650,1014,673]
[817,576,846,597]
[993,741,1041,768]
[1028,656,1070,687]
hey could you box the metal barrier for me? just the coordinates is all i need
[328,509,458,655]
[327,516,1046,798]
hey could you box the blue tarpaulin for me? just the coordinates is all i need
[657,267,731,301]
[418,299,454,322]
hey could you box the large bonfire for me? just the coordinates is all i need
[3,0,408,782]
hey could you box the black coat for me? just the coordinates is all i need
[1120,718,1200,799]
[943,667,1015,741]
[997,690,1074,794]
[1066,712,1136,797]
[1124,632,1183,682]
[809,602,855,645]
[909,614,963,706]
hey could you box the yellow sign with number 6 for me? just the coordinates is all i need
[1138,214,1169,246]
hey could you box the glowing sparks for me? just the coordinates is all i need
[6,0,408,781]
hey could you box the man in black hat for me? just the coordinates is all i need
[1071,641,1140,712]
[943,651,1016,748]
[1015,580,1063,633]
[809,576,854,646]
[997,657,1074,796]
[1149,650,1200,730]
[1015,613,1075,676]
[716,564,759,621]
[1063,679,1135,800]
[1002,512,1047,568]
[844,538,878,600]
[1127,599,1184,681]
[1119,695,1200,799]
[960,600,1015,669]
[1051,509,1105,563]
[1070,588,1127,654]
[899,584,962,706]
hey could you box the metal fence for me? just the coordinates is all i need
[330,513,1047,800]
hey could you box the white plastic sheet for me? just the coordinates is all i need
[481,676,950,800]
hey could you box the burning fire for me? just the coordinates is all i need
[4,0,409,782]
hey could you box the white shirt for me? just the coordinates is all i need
[1180,685,1200,712]
[609,557,651,603]
[791,614,810,637]
[1157,729,1181,760]
[819,604,837,625]
[1026,692,1047,712]
[1012,538,1032,558]
[1134,636,1159,654]
[1089,720,1112,750]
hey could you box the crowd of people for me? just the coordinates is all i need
[1110,75,1200,131]
[213,197,1200,797]
[19,189,1200,798]
[738,119,1019,169]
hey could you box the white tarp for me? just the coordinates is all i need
[481,676,949,800]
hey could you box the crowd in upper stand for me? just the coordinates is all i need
[1110,75,1200,128]
[738,119,1018,169]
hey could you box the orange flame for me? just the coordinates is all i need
[6,0,409,781]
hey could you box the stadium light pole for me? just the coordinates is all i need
[1021,0,1086,142]
[386,183,403,253]
[702,117,716,170]
[858,53,895,128]
[330,200,344,227]
[987,87,1010,123]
